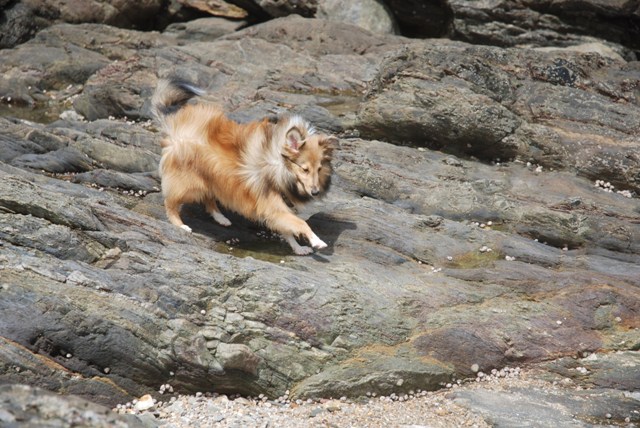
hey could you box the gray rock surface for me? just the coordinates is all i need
[0,384,156,428]
[0,6,639,428]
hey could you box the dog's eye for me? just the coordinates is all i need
[302,166,310,173]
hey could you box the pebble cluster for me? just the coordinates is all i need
[116,387,490,427]
[111,366,533,427]
[594,180,633,198]
[472,220,494,229]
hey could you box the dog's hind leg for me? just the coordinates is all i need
[205,198,232,226]
[165,197,192,233]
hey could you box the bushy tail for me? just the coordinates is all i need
[151,78,205,130]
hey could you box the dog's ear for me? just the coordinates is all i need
[284,127,305,155]
[319,135,338,158]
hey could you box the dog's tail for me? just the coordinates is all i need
[151,78,205,130]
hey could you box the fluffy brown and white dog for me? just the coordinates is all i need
[151,78,336,255]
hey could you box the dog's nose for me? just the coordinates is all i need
[311,188,320,196]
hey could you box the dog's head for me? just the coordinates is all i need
[282,126,336,200]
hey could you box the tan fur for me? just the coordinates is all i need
[152,79,336,255]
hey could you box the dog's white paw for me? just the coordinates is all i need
[211,212,232,227]
[180,224,192,233]
[294,245,314,256]
[309,235,327,250]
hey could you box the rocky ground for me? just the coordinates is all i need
[1,0,639,427]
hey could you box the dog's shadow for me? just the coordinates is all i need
[181,204,356,262]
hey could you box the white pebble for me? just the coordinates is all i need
[200,310,206,315]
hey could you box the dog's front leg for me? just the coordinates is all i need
[266,212,327,255]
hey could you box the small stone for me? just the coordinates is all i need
[471,364,480,372]
[133,394,154,412]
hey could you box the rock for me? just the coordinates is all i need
[451,386,640,427]
[252,0,317,18]
[164,17,248,42]
[356,42,640,192]
[68,137,159,173]
[0,9,639,420]
[11,147,94,173]
[316,0,399,35]
[215,343,262,375]
[0,0,165,49]
[541,351,640,392]
[449,0,639,57]
[0,384,157,428]
[133,394,155,412]
[71,169,160,192]
[292,345,452,398]
[177,0,249,18]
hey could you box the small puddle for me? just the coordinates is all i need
[214,240,292,264]
[446,250,503,269]
[0,102,67,124]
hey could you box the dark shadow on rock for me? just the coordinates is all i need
[306,212,358,257]
[175,205,356,260]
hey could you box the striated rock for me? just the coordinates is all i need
[450,0,640,56]
[356,42,640,192]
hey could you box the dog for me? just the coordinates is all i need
[151,78,336,255]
